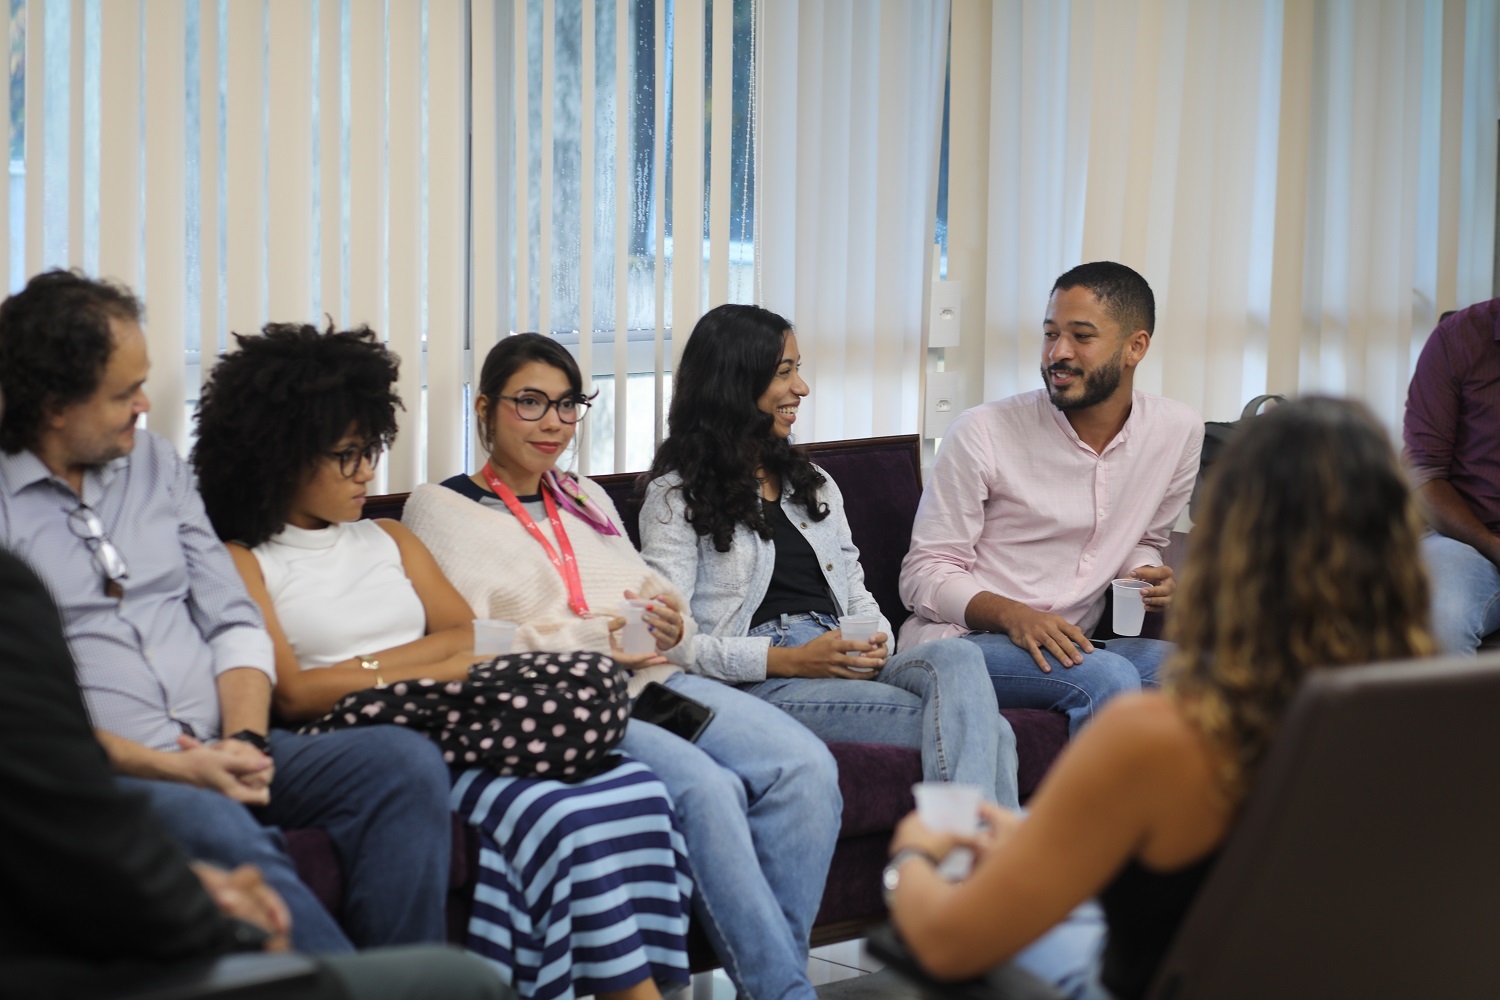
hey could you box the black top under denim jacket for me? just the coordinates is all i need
[750,496,838,629]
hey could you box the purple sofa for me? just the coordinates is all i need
[285,434,1074,962]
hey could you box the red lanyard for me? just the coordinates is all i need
[481,463,591,617]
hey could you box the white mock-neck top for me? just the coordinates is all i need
[252,519,426,669]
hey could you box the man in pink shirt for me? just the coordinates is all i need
[899,262,1202,734]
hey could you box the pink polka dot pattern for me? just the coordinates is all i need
[299,651,628,781]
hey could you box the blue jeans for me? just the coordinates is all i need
[963,632,1170,737]
[619,672,840,1000]
[742,613,1019,808]
[1012,899,1114,1000]
[121,725,452,954]
[1423,533,1500,654]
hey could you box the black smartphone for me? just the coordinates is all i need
[631,681,715,743]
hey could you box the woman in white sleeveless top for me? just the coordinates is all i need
[192,323,691,1000]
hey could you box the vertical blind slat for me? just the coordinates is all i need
[198,0,222,377]
[0,4,10,288]
[577,0,595,474]
[347,0,384,334]
[653,0,667,446]
[613,0,630,472]
[225,0,265,342]
[143,0,187,449]
[538,0,554,338]
[267,0,313,321]
[513,0,529,332]
[471,0,499,396]
[318,0,343,324]
[426,0,466,481]
[672,0,705,366]
[709,0,731,306]
[23,0,43,277]
[97,0,142,290]
[67,0,83,271]
[386,0,422,490]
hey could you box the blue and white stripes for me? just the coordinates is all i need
[453,758,694,1000]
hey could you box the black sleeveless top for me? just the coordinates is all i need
[749,498,837,628]
[1098,851,1219,999]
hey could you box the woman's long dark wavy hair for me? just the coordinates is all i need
[192,323,402,546]
[1163,396,1433,802]
[647,304,828,552]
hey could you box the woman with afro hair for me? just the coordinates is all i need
[192,323,693,1000]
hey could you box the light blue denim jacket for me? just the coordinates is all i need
[639,467,891,683]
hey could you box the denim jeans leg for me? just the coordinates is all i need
[264,727,453,947]
[1422,533,1500,655]
[1096,636,1173,686]
[879,638,1020,809]
[961,632,1143,737]
[620,673,839,1000]
[1011,899,1113,1000]
[117,776,354,954]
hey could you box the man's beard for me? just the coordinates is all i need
[1041,350,1124,411]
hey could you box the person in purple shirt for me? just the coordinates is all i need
[0,270,453,954]
[1403,298,1500,654]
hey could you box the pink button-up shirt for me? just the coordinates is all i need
[898,389,1203,648]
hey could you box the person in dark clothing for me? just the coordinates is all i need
[0,543,511,1000]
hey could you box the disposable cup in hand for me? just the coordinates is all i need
[619,599,655,656]
[911,782,983,835]
[474,619,517,656]
[1111,579,1151,637]
[838,614,880,657]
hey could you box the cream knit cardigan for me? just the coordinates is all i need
[403,479,692,696]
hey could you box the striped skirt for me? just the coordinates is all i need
[452,756,694,1000]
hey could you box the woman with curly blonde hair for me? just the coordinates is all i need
[885,397,1434,1000]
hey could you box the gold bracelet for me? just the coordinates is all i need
[357,654,385,689]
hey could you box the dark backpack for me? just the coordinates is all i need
[1193,394,1285,518]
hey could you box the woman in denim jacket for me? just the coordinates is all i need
[640,304,1019,808]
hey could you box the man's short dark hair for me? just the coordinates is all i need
[1051,261,1155,337]
[0,270,143,454]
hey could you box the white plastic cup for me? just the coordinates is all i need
[912,782,983,879]
[912,782,983,834]
[1111,579,1151,637]
[618,599,655,656]
[473,619,518,656]
[838,613,880,655]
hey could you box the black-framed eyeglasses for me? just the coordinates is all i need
[68,504,129,597]
[324,441,384,478]
[497,392,592,424]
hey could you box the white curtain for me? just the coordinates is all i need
[948,0,1499,431]
[756,0,950,442]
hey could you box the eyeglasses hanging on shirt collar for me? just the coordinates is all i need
[68,503,129,598]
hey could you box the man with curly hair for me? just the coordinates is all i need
[0,270,453,955]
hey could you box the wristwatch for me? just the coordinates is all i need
[882,847,938,903]
[227,729,271,756]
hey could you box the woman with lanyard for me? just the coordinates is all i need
[192,323,694,1000]
[402,333,841,1000]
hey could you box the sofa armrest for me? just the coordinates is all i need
[120,953,326,1000]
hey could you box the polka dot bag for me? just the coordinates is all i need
[299,651,629,782]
